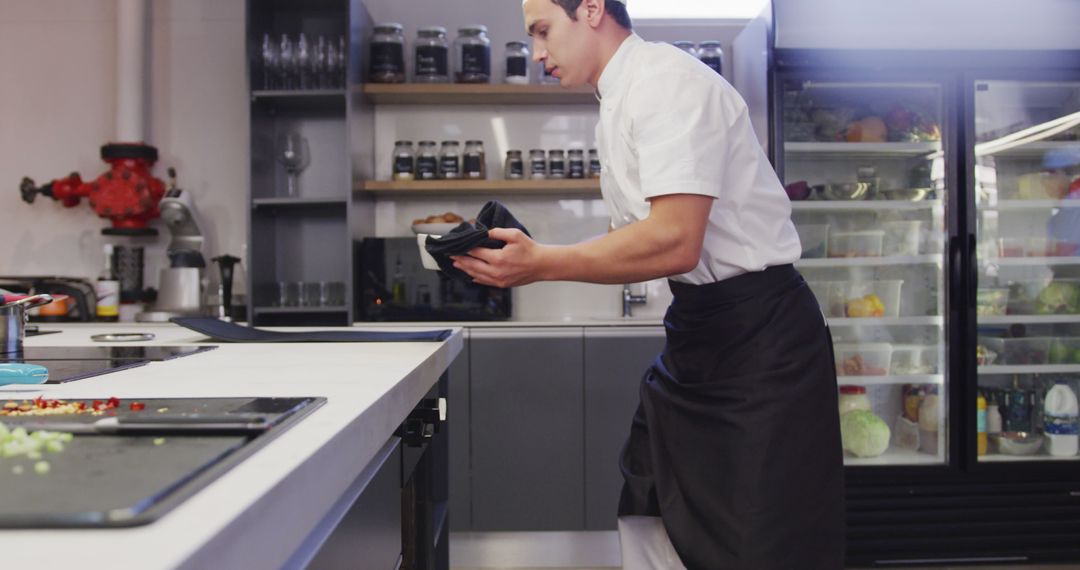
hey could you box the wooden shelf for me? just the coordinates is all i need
[358,83,597,105]
[357,179,601,197]
[252,197,347,208]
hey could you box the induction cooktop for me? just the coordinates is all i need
[0,346,216,383]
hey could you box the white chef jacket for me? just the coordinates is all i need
[595,33,802,284]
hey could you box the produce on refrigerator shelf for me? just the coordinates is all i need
[845,294,885,318]
[840,410,891,458]
[1035,281,1080,314]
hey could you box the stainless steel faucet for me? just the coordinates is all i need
[622,283,647,317]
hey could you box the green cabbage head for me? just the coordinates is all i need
[840,410,891,457]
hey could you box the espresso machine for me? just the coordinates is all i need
[137,169,206,322]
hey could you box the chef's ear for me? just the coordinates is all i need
[583,0,605,28]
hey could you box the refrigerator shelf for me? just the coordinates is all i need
[979,315,1080,325]
[785,142,942,157]
[977,200,1080,211]
[844,448,945,467]
[979,141,1080,159]
[797,255,942,268]
[978,364,1080,375]
[981,257,1080,267]
[791,200,942,212]
[979,453,1080,463]
[838,374,944,386]
[827,316,944,327]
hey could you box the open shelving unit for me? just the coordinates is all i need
[359,83,597,106]
[356,179,600,197]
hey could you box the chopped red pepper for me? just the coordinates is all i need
[129,402,145,411]
[106,397,121,408]
[77,402,87,411]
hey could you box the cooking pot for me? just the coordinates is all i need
[1,294,54,355]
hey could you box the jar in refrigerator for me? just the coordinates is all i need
[838,385,872,416]
[369,23,405,83]
[415,26,450,83]
[454,25,491,83]
[548,149,567,179]
[588,148,601,178]
[528,149,547,179]
[672,41,696,56]
[504,41,530,84]
[567,149,585,179]
[504,150,524,179]
[697,41,724,75]
[391,140,415,181]
[439,141,461,179]
[463,140,486,179]
[416,141,439,180]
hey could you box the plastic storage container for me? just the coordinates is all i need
[882,221,922,256]
[997,237,1026,258]
[834,343,893,376]
[976,287,1010,316]
[796,224,829,259]
[890,345,937,375]
[1049,337,1080,365]
[1007,279,1080,315]
[829,230,885,258]
[978,337,1051,365]
[806,281,833,312]
[829,280,903,318]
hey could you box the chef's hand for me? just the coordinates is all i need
[451,228,543,288]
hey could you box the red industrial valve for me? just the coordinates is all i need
[19,143,165,236]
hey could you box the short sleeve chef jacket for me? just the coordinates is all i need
[595,34,802,285]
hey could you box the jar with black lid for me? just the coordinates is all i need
[463,140,486,179]
[528,149,547,179]
[392,141,415,181]
[697,41,723,75]
[369,23,406,83]
[455,25,491,83]
[504,41,530,84]
[548,149,566,179]
[415,26,450,83]
[439,141,461,179]
[567,149,585,179]
[672,40,696,57]
[504,150,524,179]
[588,149,601,178]
[416,141,439,180]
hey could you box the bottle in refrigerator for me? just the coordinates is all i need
[977,393,988,456]
[987,392,1003,435]
[1044,381,1079,457]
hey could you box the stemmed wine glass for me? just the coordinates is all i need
[276,132,310,197]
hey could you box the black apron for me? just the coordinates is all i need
[618,264,845,570]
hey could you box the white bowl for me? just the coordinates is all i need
[416,234,441,270]
[411,222,460,235]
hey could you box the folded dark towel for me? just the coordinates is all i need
[171,317,452,343]
[424,201,531,282]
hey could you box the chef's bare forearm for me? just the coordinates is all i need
[540,194,712,284]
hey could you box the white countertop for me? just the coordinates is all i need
[0,322,464,570]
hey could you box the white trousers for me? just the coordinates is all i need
[617,516,688,570]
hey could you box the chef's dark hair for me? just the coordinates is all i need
[551,0,633,30]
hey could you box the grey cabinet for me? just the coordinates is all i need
[583,327,666,530]
[469,328,585,531]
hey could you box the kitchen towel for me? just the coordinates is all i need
[424,200,531,282]
[171,317,452,342]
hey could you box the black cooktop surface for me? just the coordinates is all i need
[0,346,216,383]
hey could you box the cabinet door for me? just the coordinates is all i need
[470,328,585,531]
[448,333,471,531]
[584,327,666,530]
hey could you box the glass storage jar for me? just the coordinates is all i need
[415,26,450,83]
[672,41,696,57]
[504,41,530,84]
[838,385,872,416]
[463,140,486,179]
[391,140,415,181]
[528,149,547,179]
[588,148,601,178]
[454,25,491,83]
[416,141,439,180]
[548,149,567,179]
[697,41,723,75]
[567,149,585,179]
[369,23,405,83]
[504,150,524,179]
[439,141,461,179]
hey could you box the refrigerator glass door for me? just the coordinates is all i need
[973,79,1080,463]
[780,77,949,466]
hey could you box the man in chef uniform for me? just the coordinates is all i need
[450,0,845,568]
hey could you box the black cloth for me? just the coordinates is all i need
[424,201,531,282]
[617,265,845,570]
[171,317,452,343]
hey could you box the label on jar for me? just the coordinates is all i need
[440,156,460,175]
[417,156,438,179]
[463,155,484,177]
[549,160,566,177]
[506,56,528,78]
[589,159,602,177]
[568,160,585,179]
[371,41,404,74]
[393,156,414,175]
[700,57,722,75]
[416,45,449,77]
[461,45,491,76]
[507,160,524,178]
[530,159,546,176]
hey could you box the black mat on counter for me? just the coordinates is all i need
[172,316,452,342]
[0,396,324,527]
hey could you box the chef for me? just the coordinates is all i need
[450,0,845,568]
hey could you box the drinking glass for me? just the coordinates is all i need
[261,33,278,90]
[297,33,311,90]
[276,131,310,197]
[279,34,295,89]
[314,35,328,89]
